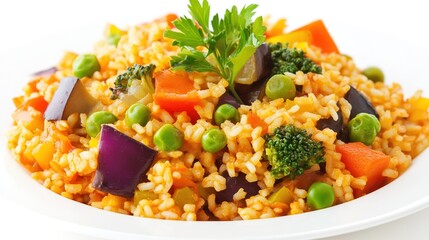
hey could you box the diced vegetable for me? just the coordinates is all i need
[306,182,335,210]
[92,125,158,198]
[173,187,196,209]
[172,165,197,190]
[291,19,339,54]
[15,95,48,114]
[153,70,202,122]
[134,190,158,205]
[164,13,178,29]
[217,91,241,109]
[265,18,286,39]
[268,186,293,204]
[234,43,272,85]
[316,109,348,141]
[12,96,48,131]
[247,112,268,135]
[266,30,312,45]
[12,110,44,131]
[235,77,268,105]
[44,77,98,121]
[197,184,216,200]
[32,141,55,170]
[344,85,379,120]
[104,24,124,46]
[31,66,57,77]
[216,172,260,203]
[408,96,429,122]
[336,142,390,193]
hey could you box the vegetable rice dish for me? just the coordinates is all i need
[7,0,429,221]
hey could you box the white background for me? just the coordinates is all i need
[1,0,429,239]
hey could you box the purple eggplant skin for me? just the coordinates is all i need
[316,109,349,143]
[31,66,57,77]
[92,125,157,198]
[345,85,379,119]
[217,91,241,109]
[44,77,97,121]
[235,43,273,105]
[215,172,260,204]
[235,77,268,106]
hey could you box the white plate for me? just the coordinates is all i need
[1,0,429,239]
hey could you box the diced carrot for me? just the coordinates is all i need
[153,70,202,122]
[291,19,339,54]
[336,142,390,193]
[171,165,197,191]
[266,30,313,46]
[247,112,268,135]
[33,141,56,170]
[265,18,287,39]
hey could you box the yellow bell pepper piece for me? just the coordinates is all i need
[33,141,55,170]
[266,30,312,45]
[268,186,293,204]
[409,97,429,122]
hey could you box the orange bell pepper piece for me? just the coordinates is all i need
[291,19,339,54]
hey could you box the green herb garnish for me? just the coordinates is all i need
[164,0,266,103]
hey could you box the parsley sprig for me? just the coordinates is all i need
[164,0,266,103]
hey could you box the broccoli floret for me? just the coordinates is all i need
[269,43,322,75]
[264,125,325,179]
[110,63,156,99]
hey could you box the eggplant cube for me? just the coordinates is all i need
[92,125,157,198]
[44,77,97,120]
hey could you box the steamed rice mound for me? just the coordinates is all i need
[7,15,429,221]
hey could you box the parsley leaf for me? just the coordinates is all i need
[164,0,266,103]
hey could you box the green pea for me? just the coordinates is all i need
[214,104,240,125]
[72,54,100,78]
[106,33,121,46]
[265,74,296,100]
[362,66,384,83]
[125,103,151,128]
[153,124,184,151]
[348,113,381,146]
[201,128,227,153]
[86,111,117,137]
[307,182,335,210]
